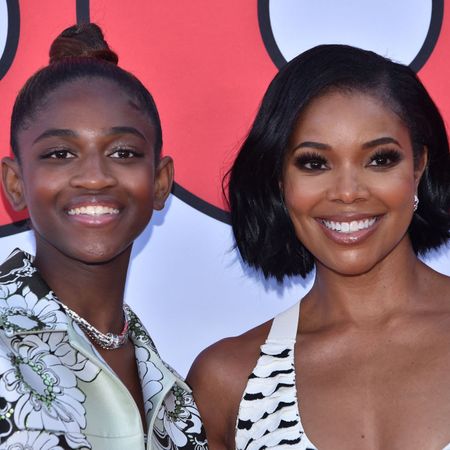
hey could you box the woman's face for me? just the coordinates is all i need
[282,90,426,276]
[3,77,172,265]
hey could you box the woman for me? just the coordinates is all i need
[0,23,207,449]
[188,44,450,450]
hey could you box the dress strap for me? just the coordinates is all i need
[266,301,300,343]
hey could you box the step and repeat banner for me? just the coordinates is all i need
[0,0,449,376]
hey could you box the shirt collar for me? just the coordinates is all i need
[0,249,69,336]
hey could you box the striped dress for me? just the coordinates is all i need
[235,301,317,449]
[235,302,450,450]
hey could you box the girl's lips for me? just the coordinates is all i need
[65,203,121,227]
[67,205,119,216]
[316,215,382,245]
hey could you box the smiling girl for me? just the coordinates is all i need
[188,45,450,450]
[0,24,207,450]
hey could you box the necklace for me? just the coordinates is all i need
[61,303,130,350]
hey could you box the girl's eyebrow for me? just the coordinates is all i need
[108,126,147,142]
[32,126,147,144]
[33,128,76,144]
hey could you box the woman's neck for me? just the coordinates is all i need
[304,237,432,329]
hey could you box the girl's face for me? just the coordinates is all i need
[282,90,426,276]
[2,78,172,265]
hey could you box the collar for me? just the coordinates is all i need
[0,249,158,354]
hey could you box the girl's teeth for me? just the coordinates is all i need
[68,206,119,216]
[322,218,376,233]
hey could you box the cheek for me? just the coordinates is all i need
[282,173,324,215]
[125,172,155,206]
[370,172,415,209]
[21,173,61,210]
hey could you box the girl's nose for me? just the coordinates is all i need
[69,155,117,190]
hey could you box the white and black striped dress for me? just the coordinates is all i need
[235,301,317,450]
[235,302,450,450]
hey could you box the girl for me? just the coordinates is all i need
[0,23,207,450]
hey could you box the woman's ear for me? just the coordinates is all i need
[2,157,27,211]
[153,156,174,211]
[414,146,428,187]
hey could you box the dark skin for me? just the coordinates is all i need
[188,92,450,450]
[2,78,174,431]
[34,240,147,427]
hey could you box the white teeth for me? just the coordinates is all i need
[322,218,377,233]
[67,205,119,216]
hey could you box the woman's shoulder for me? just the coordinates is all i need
[186,320,273,448]
[188,319,272,387]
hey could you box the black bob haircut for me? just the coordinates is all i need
[10,23,162,162]
[228,44,450,281]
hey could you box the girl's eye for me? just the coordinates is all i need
[42,149,75,159]
[294,152,329,171]
[110,148,141,159]
[368,149,403,167]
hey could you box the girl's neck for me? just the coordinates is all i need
[34,241,131,334]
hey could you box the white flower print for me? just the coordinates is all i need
[0,286,66,334]
[0,281,21,302]
[135,345,163,415]
[0,430,63,450]
[0,332,99,449]
[156,385,205,448]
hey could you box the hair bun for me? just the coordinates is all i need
[49,23,118,65]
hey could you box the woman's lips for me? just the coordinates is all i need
[316,215,382,244]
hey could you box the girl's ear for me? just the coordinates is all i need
[2,157,27,211]
[153,156,174,211]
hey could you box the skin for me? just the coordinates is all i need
[2,77,173,430]
[188,91,450,450]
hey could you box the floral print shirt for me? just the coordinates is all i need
[0,249,208,450]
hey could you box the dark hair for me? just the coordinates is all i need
[228,44,450,281]
[10,23,162,161]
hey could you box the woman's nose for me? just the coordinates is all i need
[69,154,117,190]
[327,166,369,204]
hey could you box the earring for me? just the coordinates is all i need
[413,194,419,212]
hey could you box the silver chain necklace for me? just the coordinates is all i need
[61,303,130,350]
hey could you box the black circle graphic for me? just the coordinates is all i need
[258,0,444,73]
[0,0,19,80]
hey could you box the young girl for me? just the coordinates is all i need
[0,23,207,450]
[188,44,450,450]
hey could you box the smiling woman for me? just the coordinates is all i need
[0,23,207,450]
[187,45,450,450]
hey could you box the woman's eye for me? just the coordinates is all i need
[43,149,75,159]
[294,153,329,171]
[110,148,141,159]
[368,149,402,167]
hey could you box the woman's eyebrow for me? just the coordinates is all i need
[292,141,331,151]
[362,136,401,149]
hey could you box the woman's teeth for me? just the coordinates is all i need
[68,206,119,216]
[322,217,377,233]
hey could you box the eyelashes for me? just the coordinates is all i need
[293,148,404,172]
[368,149,403,167]
[294,152,328,171]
